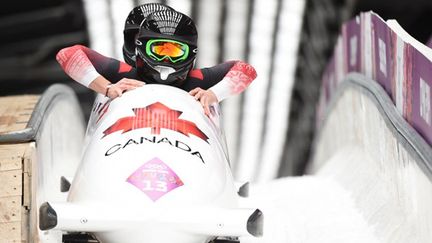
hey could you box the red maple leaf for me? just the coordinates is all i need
[102,102,209,142]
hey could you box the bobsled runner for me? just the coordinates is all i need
[38,84,263,243]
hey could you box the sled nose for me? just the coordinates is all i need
[39,201,264,238]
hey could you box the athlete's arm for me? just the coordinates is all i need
[56,44,144,98]
[189,60,257,101]
[189,61,257,115]
[208,61,257,101]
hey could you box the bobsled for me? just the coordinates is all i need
[39,84,263,243]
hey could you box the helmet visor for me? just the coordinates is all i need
[145,39,189,63]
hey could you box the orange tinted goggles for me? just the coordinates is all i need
[145,39,189,63]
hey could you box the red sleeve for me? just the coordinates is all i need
[223,61,257,94]
[56,45,132,86]
[208,61,257,101]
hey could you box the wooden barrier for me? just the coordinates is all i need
[0,95,39,243]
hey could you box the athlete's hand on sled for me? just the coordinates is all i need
[106,78,145,99]
[189,87,218,116]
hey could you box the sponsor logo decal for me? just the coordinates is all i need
[127,157,183,202]
[102,102,209,143]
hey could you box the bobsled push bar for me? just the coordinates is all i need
[39,202,263,237]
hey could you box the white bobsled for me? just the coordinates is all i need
[39,84,263,243]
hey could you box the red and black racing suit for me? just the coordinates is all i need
[56,45,257,102]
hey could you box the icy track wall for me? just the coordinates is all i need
[309,12,432,242]
[0,85,85,242]
[30,85,85,242]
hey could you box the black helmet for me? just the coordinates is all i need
[123,3,173,66]
[135,10,198,85]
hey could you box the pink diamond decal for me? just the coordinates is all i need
[127,157,184,201]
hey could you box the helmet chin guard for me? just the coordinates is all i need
[154,66,176,81]
[136,54,192,85]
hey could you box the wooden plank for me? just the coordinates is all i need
[0,196,21,223]
[0,156,21,172]
[0,95,39,134]
[0,221,21,242]
[21,207,29,243]
[24,144,35,243]
[0,170,22,197]
[0,144,27,172]
[22,143,35,208]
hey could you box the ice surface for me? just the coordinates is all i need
[240,176,381,243]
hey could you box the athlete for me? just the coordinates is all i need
[56,6,257,116]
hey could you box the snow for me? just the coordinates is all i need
[240,176,381,243]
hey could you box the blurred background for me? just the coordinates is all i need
[1,0,431,182]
